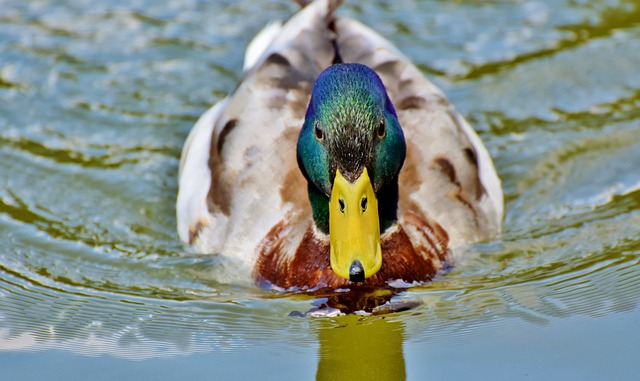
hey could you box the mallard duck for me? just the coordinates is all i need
[177,0,503,289]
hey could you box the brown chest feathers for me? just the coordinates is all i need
[254,211,450,290]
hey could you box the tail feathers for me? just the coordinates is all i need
[242,0,343,73]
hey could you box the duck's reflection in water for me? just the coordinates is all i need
[316,315,407,381]
[303,287,415,381]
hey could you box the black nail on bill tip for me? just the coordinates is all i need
[349,260,365,282]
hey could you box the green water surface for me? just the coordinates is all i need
[1,0,640,380]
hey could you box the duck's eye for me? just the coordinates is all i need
[361,197,368,212]
[338,199,345,213]
[377,120,386,138]
[314,122,324,141]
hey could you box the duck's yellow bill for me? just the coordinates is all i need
[329,168,382,282]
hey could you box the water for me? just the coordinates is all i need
[1,0,640,379]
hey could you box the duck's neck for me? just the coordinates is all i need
[308,184,330,234]
[376,178,400,232]
[308,178,399,235]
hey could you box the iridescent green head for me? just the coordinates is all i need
[296,63,406,282]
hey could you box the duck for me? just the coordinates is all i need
[176,0,503,290]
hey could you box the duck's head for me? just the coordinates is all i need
[297,63,406,283]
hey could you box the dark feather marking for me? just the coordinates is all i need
[207,119,232,216]
[263,52,291,67]
[463,146,487,200]
[217,119,237,155]
[464,147,478,167]
[443,108,488,202]
[433,156,479,220]
[272,69,312,90]
[328,20,343,64]
[258,53,313,91]
[188,220,205,245]
[397,95,427,110]
[207,117,238,216]
[433,157,460,187]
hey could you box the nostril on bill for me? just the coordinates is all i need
[349,260,365,282]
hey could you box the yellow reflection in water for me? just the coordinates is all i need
[316,316,406,380]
